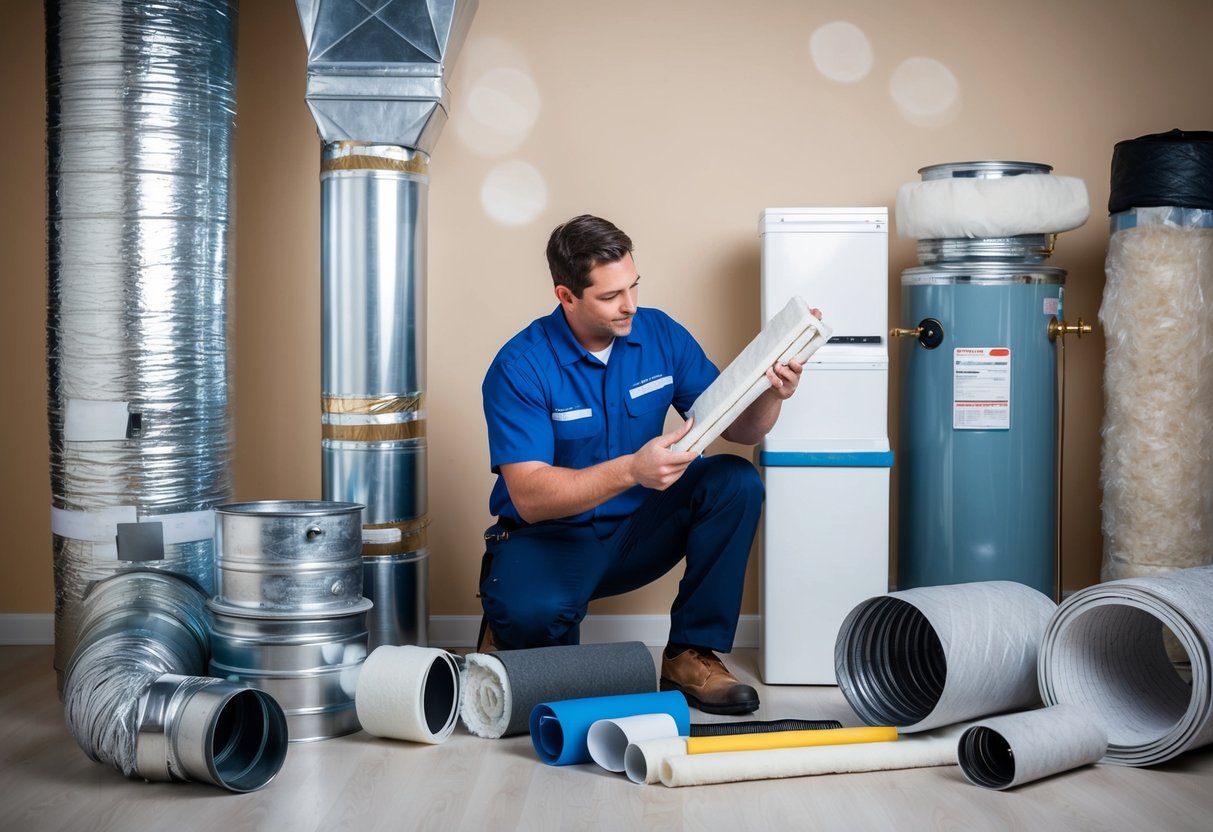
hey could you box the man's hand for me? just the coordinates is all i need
[629,418,699,490]
[765,358,803,401]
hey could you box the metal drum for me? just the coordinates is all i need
[214,500,364,613]
[898,261,1064,596]
[208,598,372,742]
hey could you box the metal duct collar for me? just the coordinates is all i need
[296,0,479,151]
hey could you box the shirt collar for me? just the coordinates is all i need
[541,305,647,367]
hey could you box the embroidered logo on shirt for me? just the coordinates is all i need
[551,408,593,422]
[628,375,674,399]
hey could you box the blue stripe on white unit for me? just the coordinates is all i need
[759,450,894,468]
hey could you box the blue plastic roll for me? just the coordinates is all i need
[529,691,690,766]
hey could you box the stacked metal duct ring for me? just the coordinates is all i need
[209,501,371,742]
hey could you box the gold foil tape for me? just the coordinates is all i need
[362,517,429,556]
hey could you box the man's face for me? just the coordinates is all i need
[557,252,640,351]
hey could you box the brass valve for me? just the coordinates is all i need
[1048,317,1093,342]
[891,318,944,349]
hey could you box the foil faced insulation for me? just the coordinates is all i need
[63,572,288,792]
[297,0,478,649]
[46,0,238,682]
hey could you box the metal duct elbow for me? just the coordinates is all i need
[296,0,479,150]
[63,572,288,793]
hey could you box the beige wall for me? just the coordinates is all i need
[4,0,1212,619]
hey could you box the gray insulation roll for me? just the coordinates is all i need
[958,705,1107,790]
[1038,564,1213,766]
[835,581,1057,732]
[460,642,656,738]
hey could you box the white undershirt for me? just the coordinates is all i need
[589,342,614,364]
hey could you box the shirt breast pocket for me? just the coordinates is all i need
[551,409,600,440]
[624,378,674,432]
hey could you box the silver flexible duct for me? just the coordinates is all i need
[63,571,288,792]
[46,0,238,682]
[297,0,478,649]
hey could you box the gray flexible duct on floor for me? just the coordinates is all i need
[63,571,288,792]
[461,642,656,738]
[958,705,1107,789]
[835,581,1057,732]
[1039,564,1213,766]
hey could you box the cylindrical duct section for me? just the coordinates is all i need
[834,581,1056,732]
[1100,130,1213,583]
[210,500,371,742]
[320,142,430,649]
[46,0,238,683]
[63,571,288,792]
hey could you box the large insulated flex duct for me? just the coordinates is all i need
[296,0,478,649]
[46,0,238,684]
[1100,130,1213,583]
[63,571,288,792]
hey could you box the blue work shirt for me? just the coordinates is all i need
[483,305,720,529]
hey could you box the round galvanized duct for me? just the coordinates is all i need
[46,0,238,682]
[63,571,288,792]
[834,581,1057,732]
[320,142,430,648]
[1038,564,1213,766]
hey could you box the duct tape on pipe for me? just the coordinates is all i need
[51,507,214,546]
[63,399,132,441]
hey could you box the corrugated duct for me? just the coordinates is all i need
[46,0,238,684]
[63,571,288,792]
[295,0,478,650]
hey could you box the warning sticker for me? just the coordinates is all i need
[954,347,1010,430]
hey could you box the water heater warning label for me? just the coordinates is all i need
[953,347,1010,430]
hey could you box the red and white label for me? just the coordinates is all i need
[953,347,1010,430]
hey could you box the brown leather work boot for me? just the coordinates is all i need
[659,648,760,715]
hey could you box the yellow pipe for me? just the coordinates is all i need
[685,725,898,755]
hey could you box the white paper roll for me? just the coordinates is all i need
[958,705,1107,789]
[355,645,461,744]
[657,725,965,788]
[588,713,680,773]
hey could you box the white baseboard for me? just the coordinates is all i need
[0,614,54,645]
[2,613,760,650]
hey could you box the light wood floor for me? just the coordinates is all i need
[2,644,1211,832]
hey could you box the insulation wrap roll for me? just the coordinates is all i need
[656,726,965,788]
[1038,565,1213,766]
[834,581,1056,732]
[1100,132,1213,584]
[355,645,461,744]
[460,641,656,738]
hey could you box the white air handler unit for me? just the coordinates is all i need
[758,208,891,685]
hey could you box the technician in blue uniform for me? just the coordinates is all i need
[479,214,814,714]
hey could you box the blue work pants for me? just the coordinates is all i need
[479,454,763,652]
